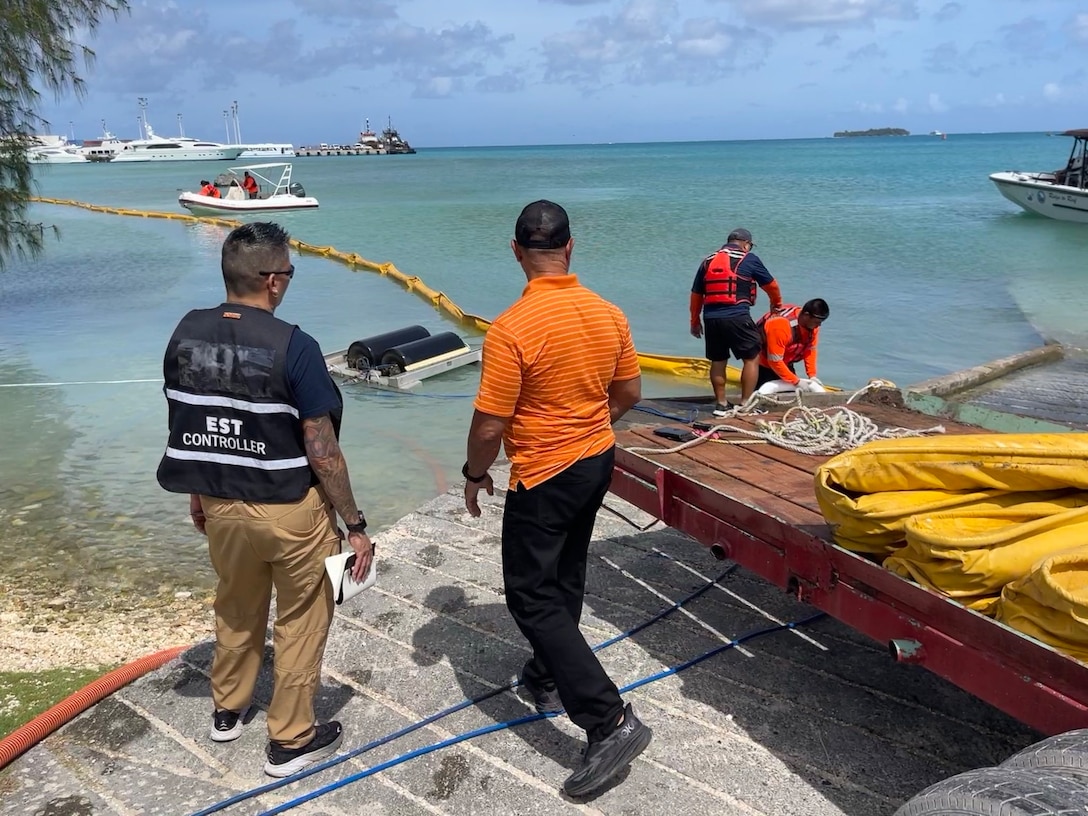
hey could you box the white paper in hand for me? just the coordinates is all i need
[324,551,377,605]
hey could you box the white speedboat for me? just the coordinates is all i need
[178,163,318,215]
[990,129,1088,223]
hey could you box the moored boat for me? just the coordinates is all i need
[989,129,1088,223]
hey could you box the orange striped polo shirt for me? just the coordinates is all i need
[474,274,640,490]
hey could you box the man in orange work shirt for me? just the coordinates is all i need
[462,200,650,797]
[756,298,830,389]
[242,171,260,199]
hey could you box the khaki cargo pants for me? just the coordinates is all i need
[201,486,340,749]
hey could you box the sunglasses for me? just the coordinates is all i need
[258,264,295,278]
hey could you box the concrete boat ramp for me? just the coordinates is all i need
[1,461,1040,816]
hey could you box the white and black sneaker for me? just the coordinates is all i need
[264,721,344,778]
[209,706,250,743]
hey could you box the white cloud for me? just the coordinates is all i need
[724,0,918,29]
[1043,82,1061,100]
[928,92,947,112]
[1070,13,1088,44]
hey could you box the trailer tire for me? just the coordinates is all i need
[1000,729,1088,783]
[893,767,1088,815]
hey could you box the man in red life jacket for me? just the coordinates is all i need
[756,298,830,389]
[690,228,783,415]
[242,171,259,199]
[199,180,221,198]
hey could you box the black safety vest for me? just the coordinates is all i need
[156,303,341,503]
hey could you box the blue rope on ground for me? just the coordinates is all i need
[258,611,828,816]
[188,562,738,816]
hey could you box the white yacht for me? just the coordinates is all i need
[27,137,88,164]
[111,117,243,163]
[77,127,129,162]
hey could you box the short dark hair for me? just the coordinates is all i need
[802,298,830,319]
[221,222,291,296]
[514,200,571,250]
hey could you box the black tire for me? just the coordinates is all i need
[1001,729,1088,783]
[893,767,1088,815]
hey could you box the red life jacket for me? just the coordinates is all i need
[757,304,816,365]
[200,183,220,198]
[703,246,756,306]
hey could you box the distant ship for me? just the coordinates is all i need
[380,117,416,154]
[296,117,417,156]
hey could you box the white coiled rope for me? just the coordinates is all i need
[628,380,945,457]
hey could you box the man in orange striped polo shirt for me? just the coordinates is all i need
[462,200,651,796]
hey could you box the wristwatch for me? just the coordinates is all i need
[462,462,489,484]
[345,514,367,535]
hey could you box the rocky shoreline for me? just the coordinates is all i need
[0,575,215,673]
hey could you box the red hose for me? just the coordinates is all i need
[0,644,190,770]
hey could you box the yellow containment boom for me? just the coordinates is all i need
[30,198,732,384]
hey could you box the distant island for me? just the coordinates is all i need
[833,128,910,137]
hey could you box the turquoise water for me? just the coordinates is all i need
[2,133,1086,590]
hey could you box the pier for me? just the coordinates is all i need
[295,145,389,157]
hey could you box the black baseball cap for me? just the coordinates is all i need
[515,200,571,249]
[727,228,753,243]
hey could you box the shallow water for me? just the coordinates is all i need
[2,133,1084,590]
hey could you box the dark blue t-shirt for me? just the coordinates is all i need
[286,328,341,419]
[691,243,775,319]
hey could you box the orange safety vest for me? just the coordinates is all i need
[200,183,220,198]
[757,304,816,366]
[242,176,258,194]
[703,246,756,306]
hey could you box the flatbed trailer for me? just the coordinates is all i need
[611,384,1088,813]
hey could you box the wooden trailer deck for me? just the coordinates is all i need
[611,393,1088,736]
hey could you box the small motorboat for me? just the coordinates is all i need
[178,162,319,215]
[989,129,1088,223]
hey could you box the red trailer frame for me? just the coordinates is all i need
[610,454,1088,736]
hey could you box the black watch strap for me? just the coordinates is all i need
[461,462,489,483]
[345,515,367,534]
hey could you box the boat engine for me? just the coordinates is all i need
[289,181,306,197]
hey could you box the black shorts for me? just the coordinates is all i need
[704,314,761,362]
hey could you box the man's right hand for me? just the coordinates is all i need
[346,530,374,582]
[690,322,702,339]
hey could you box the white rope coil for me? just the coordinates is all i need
[628,381,945,457]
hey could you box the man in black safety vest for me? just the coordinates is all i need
[157,222,373,778]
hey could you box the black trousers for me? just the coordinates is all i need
[501,446,623,742]
[757,363,795,387]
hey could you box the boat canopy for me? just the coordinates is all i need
[227,162,292,172]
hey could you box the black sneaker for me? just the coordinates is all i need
[563,704,652,797]
[712,402,733,417]
[209,706,249,743]
[263,721,344,778]
[519,669,564,714]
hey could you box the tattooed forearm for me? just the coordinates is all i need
[302,415,360,521]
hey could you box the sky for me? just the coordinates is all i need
[35,0,1088,148]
